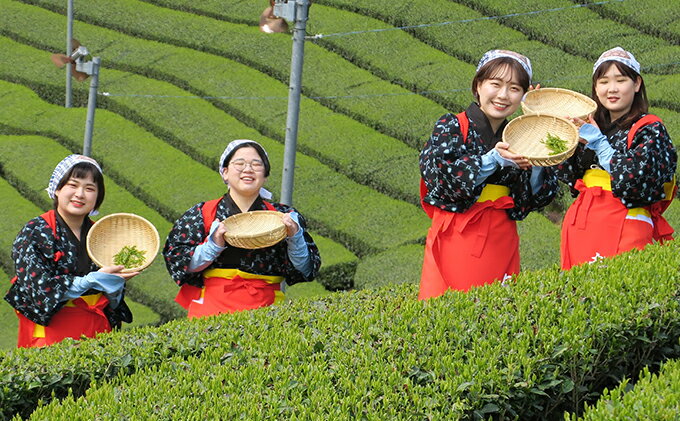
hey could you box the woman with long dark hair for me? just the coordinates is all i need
[558,47,677,269]
[418,50,559,299]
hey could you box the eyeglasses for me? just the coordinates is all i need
[229,159,265,172]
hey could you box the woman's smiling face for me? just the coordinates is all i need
[221,146,267,197]
[55,173,99,219]
[594,63,641,122]
[476,64,525,130]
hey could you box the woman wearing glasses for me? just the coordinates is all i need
[163,139,321,318]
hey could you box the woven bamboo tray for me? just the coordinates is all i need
[87,213,160,272]
[223,211,286,249]
[522,87,597,120]
[502,114,579,167]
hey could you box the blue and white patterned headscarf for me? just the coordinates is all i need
[46,154,102,199]
[476,49,533,81]
[218,139,272,200]
[593,47,641,75]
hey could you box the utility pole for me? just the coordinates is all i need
[81,56,100,156]
[65,0,74,107]
[274,0,310,206]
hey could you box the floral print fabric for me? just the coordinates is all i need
[4,212,131,327]
[419,103,559,220]
[163,194,321,288]
[557,117,677,208]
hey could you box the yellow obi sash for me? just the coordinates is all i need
[34,293,104,338]
[477,184,511,203]
[202,268,285,304]
[583,169,651,219]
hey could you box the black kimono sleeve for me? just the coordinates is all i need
[609,121,677,208]
[5,218,76,325]
[162,203,207,288]
[419,113,487,213]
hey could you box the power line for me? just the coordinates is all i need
[306,0,627,40]
[97,60,680,102]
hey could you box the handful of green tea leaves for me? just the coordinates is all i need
[541,132,568,156]
[113,245,147,269]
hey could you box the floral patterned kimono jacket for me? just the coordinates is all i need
[163,194,321,318]
[4,210,132,347]
[418,103,559,299]
[557,114,677,269]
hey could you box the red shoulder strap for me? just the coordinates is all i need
[39,210,58,238]
[263,201,276,211]
[627,114,662,148]
[201,198,222,236]
[420,112,469,218]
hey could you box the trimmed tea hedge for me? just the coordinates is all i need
[3,239,680,419]
[571,359,680,420]
[0,80,414,258]
[317,0,590,87]
[0,267,17,350]
[454,0,680,75]
[317,0,680,112]
[580,0,680,45]
[136,0,477,113]
[20,0,444,148]
[1,0,424,203]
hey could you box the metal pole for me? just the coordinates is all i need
[280,0,309,206]
[65,0,73,108]
[83,57,100,156]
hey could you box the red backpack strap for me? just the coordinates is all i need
[420,112,469,218]
[39,210,58,238]
[201,198,223,237]
[627,114,662,148]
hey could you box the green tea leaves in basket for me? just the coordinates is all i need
[541,133,568,156]
[113,245,147,269]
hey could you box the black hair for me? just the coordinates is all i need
[53,162,106,211]
[221,142,271,177]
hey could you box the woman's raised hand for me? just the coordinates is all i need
[281,213,300,238]
[495,142,531,170]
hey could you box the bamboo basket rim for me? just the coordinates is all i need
[502,113,579,167]
[522,87,597,120]
[222,210,287,249]
[86,212,160,273]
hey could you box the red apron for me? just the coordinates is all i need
[16,293,110,348]
[561,169,662,270]
[175,268,284,319]
[419,184,519,300]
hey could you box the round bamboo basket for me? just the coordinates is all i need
[502,114,579,167]
[223,210,287,249]
[522,87,597,120]
[87,213,160,272]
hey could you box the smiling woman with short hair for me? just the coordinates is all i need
[163,139,321,318]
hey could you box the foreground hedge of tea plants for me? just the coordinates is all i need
[3,239,679,420]
[571,359,680,420]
